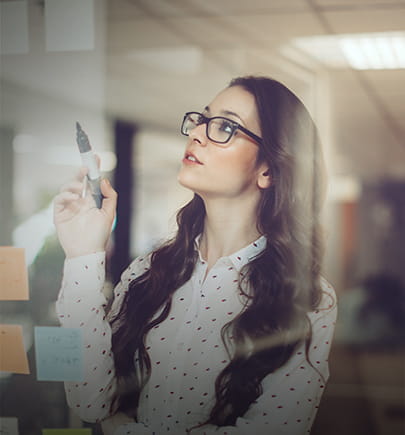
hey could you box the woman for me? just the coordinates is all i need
[54,76,337,435]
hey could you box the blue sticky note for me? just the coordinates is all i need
[34,327,83,381]
[45,0,94,52]
[0,1,29,55]
[0,416,19,435]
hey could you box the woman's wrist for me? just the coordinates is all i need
[65,248,106,259]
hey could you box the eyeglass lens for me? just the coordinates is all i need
[182,113,236,144]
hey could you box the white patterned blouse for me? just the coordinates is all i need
[56,236,337,435]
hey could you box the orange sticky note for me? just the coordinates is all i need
[0,324,30,374]
[0,247,29,300]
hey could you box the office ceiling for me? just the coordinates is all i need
[1,0,405,183]
[104,0,405,181]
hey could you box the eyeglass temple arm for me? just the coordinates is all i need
[237,125,262,145]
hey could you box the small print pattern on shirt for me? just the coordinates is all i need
[56,237,337,435]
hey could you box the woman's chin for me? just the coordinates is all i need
[177,172,198,190]
[177,177,206,198]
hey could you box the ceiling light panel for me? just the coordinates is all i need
[340,33,405,69]
[293,31,405,70]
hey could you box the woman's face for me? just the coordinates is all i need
[177,85,270,200]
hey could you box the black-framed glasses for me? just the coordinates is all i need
[181,111,263,146]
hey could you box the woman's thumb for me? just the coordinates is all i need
[100,178,117,217]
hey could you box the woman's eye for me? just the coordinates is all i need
[219,120,234,133]
[195,115,205,125]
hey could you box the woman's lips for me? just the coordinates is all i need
[183,152,203,164]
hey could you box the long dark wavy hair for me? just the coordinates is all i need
[110,76,326,426]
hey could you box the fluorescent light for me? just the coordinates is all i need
[392,35,405,66]
[339,33,405,70]
[291,32,405,70]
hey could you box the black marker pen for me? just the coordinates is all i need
[76,122,103,208]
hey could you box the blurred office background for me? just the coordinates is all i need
[1,0,404,434]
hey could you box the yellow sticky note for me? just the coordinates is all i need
[42,430,92,435]
[0,324,30,374]
[0,247,29,300]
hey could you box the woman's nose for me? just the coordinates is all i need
[188,122,208,146]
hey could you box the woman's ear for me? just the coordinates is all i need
[257,166,271,189]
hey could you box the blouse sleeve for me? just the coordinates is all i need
[55,252,150,424]
[191,280,338,435]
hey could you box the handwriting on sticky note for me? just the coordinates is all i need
[0,416,19,435]
[0,247,29,300]
[42,430,92,435]
[34,327,83,382]
[0,324,30,374]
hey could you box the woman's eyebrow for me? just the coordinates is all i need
[204,106,245,125]
[221,109,244,124]
[205,106,244,123]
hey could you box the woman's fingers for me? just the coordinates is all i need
[75,166,89,181]
[100,178,118,220]
[53,162,116,258]
[53,191,82,220]
[54,191,80,207]
[59,180,84,194]
[94,153,101,169]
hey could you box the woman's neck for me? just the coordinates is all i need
[199,196,262,271]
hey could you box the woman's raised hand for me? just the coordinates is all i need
[53,166,117,258]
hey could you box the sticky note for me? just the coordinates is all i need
[0,324,30,374]
[45,0,94,52]
[42,430,92,435]
[0,247,29,300]
[0,417,19,435]
[34,327,83,381]
[0,1,29,55]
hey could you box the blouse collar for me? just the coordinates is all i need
[194,234,267,272]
